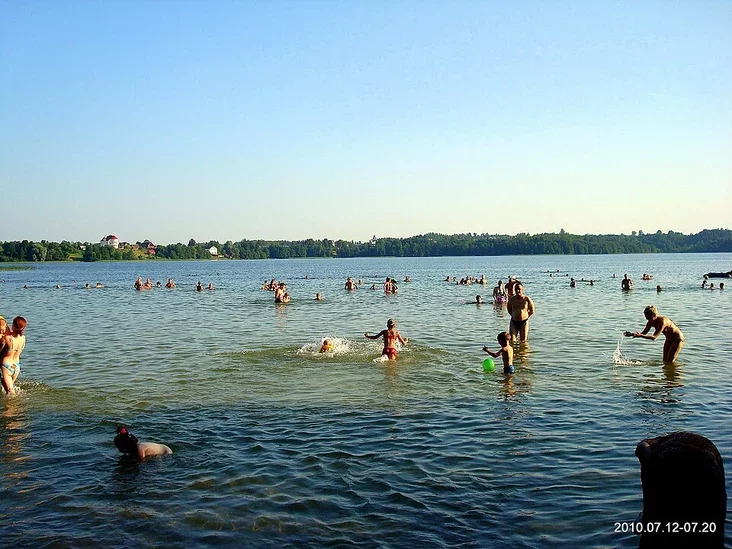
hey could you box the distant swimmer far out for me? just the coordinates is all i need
[625,305,685,363]
[344,277,357,291]
[114,426,172,461]
[621,274,633,290]
[365,319,408,361]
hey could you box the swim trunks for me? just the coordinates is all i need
[2,362,20,376]
[384,348,398,360]
[510,318,528,330]
[504,365,515,374]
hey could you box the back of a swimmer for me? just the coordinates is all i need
[114,426,172,461]
[364,319,408,360]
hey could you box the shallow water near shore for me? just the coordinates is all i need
[1,253,731,547]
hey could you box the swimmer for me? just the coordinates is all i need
[625,305,685,363]
[364,319,408,361]
[467,295,485,305]
[344,277,357,291]
[207,283,214,290]
[482,331,514,374]
[621,273,633,290]
[506,276,518,297]
[1,316,27,395]
[570,278,576,288]
[56,284,61,289]
[165,278,176,289]
[319,339,334,353]
[114,426,172,460]
[95,282,104,288]
[156,281,162,288]
[85,283,90,289]
[314,293,323,301]
[135,277,143,291]
[656,285,663,292]
[196,281,203,292]
[701,279,707,289]
[492,280,507,304]
[274,282,287,302]
[720,283,725,290]
[507,283,535,342]
[404,276,412,283]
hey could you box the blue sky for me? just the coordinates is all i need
[2,1,730,244]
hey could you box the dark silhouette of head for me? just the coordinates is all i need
[114,426,139,455]
[636,431,726,548]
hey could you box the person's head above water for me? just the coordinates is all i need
[12,316,26,336]
[114,426,139,455]
[387,319,396,329]
[644,305,659,320]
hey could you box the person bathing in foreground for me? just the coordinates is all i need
[364,319,408,361]
[625,305,685,363]
[483,331,514,374]
[1,316,27,395]
[114,426,172,460]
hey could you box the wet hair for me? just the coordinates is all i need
[386,319,396,328]
[114,426,139,454]
[497,331,509,344]
[644,305,658,318]
[12,316,26,336]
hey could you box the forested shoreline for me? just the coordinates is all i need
[1,229,730,262]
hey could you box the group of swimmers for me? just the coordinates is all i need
[0,315,27,395]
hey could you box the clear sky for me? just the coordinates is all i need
[2,1,731,244]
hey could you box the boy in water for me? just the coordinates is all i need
[482,331,514,374]
[364,319,408,361]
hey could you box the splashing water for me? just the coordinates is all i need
[613,333,644,365]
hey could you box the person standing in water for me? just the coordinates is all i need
[507,284,535,342]
[626,305,685,363]
[364,319,408,361]
[1,316,27,395]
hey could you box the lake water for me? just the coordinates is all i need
[1,254,731,548]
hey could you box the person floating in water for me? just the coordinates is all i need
[165,278,176,288]
[625,305,685,363]
[364,319,408,361]
[114,426,172,460]
[1,316,27,395]
[467,295,485,305]
[507,283,535,342]
[482,331,514,374]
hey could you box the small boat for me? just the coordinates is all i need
[704,271,732,278]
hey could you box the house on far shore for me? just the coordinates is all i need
[101,235,120,249]
[140,240,156,256]
[208,246,218,257]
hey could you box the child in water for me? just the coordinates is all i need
[364,319,408,361]
[482,331,514,374]
[319,338,334,353]
[114,426,172,461]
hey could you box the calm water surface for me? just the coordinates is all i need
[1,254,731,547]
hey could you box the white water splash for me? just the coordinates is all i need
[613,333,644,365]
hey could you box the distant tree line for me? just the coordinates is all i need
[0,229,730,262]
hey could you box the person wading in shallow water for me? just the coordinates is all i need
[507,284,535,342]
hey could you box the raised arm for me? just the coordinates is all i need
[364,330,385,340]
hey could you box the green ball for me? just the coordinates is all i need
[482,357,495,372]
